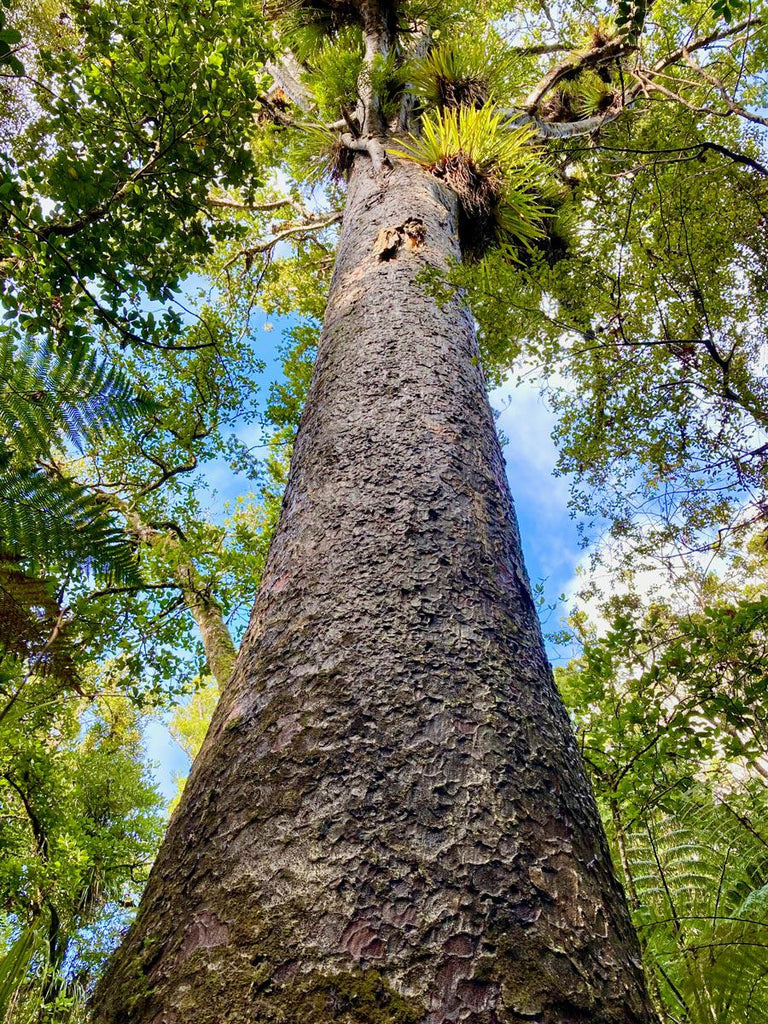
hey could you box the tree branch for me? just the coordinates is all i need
[523,38,633,113]
[206,195,297,214]
[221,211,343,272]
[265,52,313,112]
[340,132,389,173]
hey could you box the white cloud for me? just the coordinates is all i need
[491,373,570,511]
[561,524,734,633]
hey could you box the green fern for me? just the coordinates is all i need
[300,26,401,123]
[0,467,138,583]
[266,0,360,60]
[628,787,768,1023]
[0,336,147,583]
[0,335,152,459]
[303,25,363,119]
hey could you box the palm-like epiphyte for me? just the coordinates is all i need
[267,2,650,266]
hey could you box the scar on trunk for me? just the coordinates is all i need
[374,218,426,260]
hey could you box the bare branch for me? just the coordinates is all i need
[206,195,297,214]
[340,132,390,174]
[221,211,343,273]
[648,18,760,77]
[265,52,313,112]
[506,103,627,139]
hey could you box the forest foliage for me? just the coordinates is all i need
[0,0,767,1019]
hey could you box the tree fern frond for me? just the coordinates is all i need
[0,335,154,459]
[628,786,768,1023]
[0,468,139,584]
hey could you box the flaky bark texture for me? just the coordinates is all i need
[93,160,657,1024]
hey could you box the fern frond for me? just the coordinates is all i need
[0,335,153,459]
[302,25,363,119]
[265,0,360,56]
[0,468,139,583]
[628,786,768,1023]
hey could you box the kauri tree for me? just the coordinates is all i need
[87,0,764,1019]
[2,0,767,1019]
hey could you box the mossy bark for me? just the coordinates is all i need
[92,159,658,1024]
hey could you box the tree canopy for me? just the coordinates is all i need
[0,0,767,1019]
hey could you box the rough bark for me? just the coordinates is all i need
[93,159,658,1024]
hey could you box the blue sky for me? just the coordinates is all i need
[144,316,585,799]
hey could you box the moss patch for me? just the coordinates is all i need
[252,966,425,1024]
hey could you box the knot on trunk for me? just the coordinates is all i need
[374,218,426,260]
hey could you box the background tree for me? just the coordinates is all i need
[0,4,282,1011]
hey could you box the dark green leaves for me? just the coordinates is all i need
[0,0,273,353]
[0,0,23,77]
[615,0,647,44]
[711,0,752,23]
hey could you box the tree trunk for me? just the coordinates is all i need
[126,510,237,688]
[93,159,657,1024]
[174,562,237,689]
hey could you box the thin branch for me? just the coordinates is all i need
[206,195,296,213]
[221,211,343,273]
[341,132,389,173]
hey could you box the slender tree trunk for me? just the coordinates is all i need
[173,562,237,689]
[126,511,237,688]
[93,159,657,1024]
